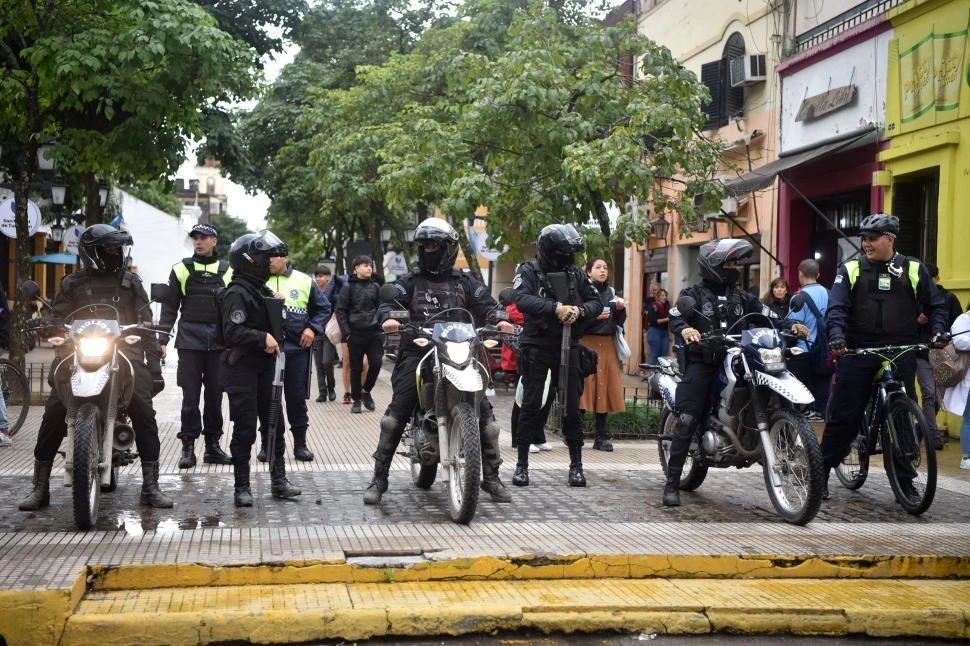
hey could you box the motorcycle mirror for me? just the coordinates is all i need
[672,296,697,319]
[379,283,400,302]
[789,294,805,313]
[150,283,171,303]
[20,280,41,301]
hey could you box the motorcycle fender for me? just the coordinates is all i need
[753,370,814,405]
[71,363,112,398]
[656,373,679,410]
[441,363,483,393]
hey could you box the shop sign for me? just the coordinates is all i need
[0,198,41,238]
[899,24,967,123]
[795,84,857,122]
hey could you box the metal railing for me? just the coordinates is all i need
[794,0,905,54]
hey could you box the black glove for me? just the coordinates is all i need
[828,337,847,353]
[151,374,165,397]
[931,331,951,349]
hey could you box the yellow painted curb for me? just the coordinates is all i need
[0,573,85,645]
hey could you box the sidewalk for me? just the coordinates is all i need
[0,351,969,644]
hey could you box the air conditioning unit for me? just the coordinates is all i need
[729,54,767,88]
[703,196,739,220]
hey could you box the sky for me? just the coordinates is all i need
[175,43,298,232]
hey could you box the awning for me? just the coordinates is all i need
[32,252,77,264]
[723,126,881,197]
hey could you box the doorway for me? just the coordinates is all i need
[891,169,939,264]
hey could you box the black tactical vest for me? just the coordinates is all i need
[76,271,140,323]
[180,259,228,324]
[848,256,920,343]
[410,272,467,324]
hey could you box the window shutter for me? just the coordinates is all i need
[701,60,724,130]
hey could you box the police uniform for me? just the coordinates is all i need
[822,252,947,473]
[262,267,330,459]
[159,249,232,463]
[513,258,602,480]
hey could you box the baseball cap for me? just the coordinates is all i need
[189,223,218,238]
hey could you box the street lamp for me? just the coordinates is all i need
[50,178,67,206]
[50,217,65,243]
[380,226,392,243]
[649,216,670,242]
[98,186,109,208]
[36,143,56,171]
[404,228,416,243]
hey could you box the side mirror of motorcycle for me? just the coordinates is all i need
[788,293,805,313]
[20,280,41,301]
[379,283,408,311]
[671,296,698,320]
[150,283,171,304]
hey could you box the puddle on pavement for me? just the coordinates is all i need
[115,512,227,535]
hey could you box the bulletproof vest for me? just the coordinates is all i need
[75,271,140,323]
[410,272,467,324]
[529,260,581,307]
[175,258,230,324]
[693,283,745,334]
[846,255,920,342]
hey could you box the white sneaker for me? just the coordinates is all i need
[960,457,970,470]
[529,445,540,453]
[535,442,553,452]
[0,431,10,447]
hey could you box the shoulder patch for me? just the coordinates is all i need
[512,275,522,290]
[833,275,844,284]
[474,285,486,298]
[230,309,246,324]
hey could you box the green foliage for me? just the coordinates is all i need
[192,0,309,59]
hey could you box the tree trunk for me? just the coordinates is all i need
[591,190,612,239]
[11,154,35,370]
[453,218,483,283]
[84,173,103,225]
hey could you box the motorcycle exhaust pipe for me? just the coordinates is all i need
[113,423,135,451]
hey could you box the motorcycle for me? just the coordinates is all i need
[21,280,168,530]
[651,294,824,525]
[380,284,505,524]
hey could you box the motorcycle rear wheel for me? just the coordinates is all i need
[447,402,481,524]
[762,410,823,526]
[72,403,103,530]
[657,410,707,491]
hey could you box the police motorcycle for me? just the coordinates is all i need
[21,280,169,530]
[652,294,825,525]
[380,284,507,524]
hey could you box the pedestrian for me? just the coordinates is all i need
[257,251,330,462]
[578,257,627,452]
[512,224,603,488]
[821,214,948,500]
[647,288,670,362]
[761,277,791,319]
[312,265,340,402]
[917,263,964,447]
[941,308,970,470]
[335,255,383,414]
[158,223,233,469]
[664,239,809,507]
[20,225,172,511]
[786,259,832,420]
[642,281,659,363]
[220,231,301,507]
[362,218,515,505]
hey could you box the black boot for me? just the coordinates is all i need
[662,468,682,507]
[512,464,529,487]
[592,413,613,452]
[178,438,196,469]
[292,427,314,462]
[234,462,253,507]
[270,460,301,499]
[18,459,53,511]
[480,421,510,502]
[140,461,174,508]
[567,443,586,487]
[481,463,512,502]
[363,458,390,505]
[203,437,232,465]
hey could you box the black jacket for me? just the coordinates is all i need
[513,259,602,349]
[158,252,229,351]
[220,274,276,367]
[335,275,381,339]
[669,280,767,360]
[582,281,627,336]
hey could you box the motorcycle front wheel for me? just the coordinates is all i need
[762,410,823,525]
[447,401,481,524]
[657,409,707,491]
[72,403,103,530]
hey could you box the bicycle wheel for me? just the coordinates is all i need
[882,395,936,515]
[0,359,30,438]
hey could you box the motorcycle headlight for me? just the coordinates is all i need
[78,337,111,359]
[445,341,471,364]
[758,347,785,372]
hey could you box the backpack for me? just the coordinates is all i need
[928,342,970,388]
[801,290,834,376]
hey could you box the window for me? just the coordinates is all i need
[700,32,746,130]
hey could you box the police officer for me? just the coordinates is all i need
[664,238,807,507]
[822,214,948,499]
[512,224,602,488]
[363,218,515,505]
[159,223,233,468]
[257,250,330,462]
[221,231,301,507]
[20,225,172,511]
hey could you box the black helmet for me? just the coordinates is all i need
[697,238,753,285]
[859,213,899,237]
[413,218,459,276]
[78,224,132,273]
[229,230,287,282]
[537,224,584,271]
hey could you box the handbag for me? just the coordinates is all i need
[325,315,342,345]
[614,327,631,362]
[576,344,599,378]
[929,341,970,388]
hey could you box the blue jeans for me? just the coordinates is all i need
[0,383,8,430]
[648,327,669,363]
[961,392,970,458]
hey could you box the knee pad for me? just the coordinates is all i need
[380,414,401,436]
[677,412,699,436]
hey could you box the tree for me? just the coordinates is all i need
[0,0,256,364]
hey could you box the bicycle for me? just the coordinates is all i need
[833,343,936,515]
[0,357,31,444]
